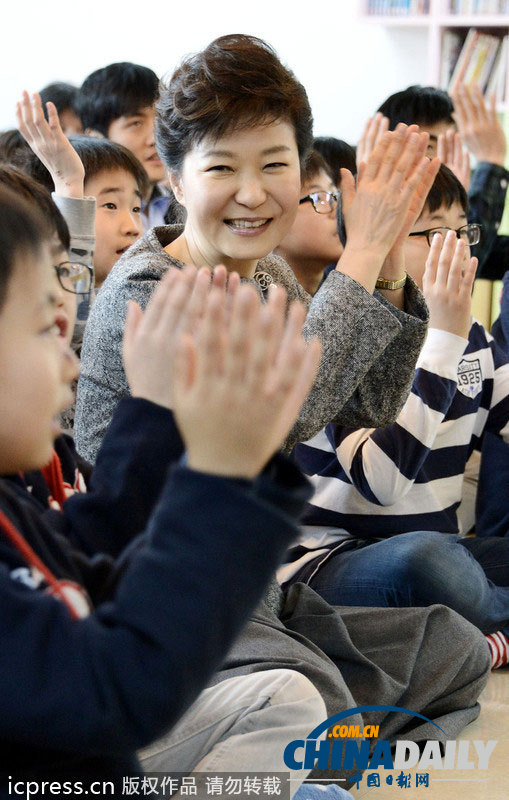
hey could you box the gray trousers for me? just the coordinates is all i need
[139,669,326,797]
[213,583,491,782]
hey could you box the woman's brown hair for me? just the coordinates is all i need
[155,34,313,174]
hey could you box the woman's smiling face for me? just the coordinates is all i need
[169,120,302,276]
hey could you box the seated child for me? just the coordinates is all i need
[17,91,148,291]
[77,62,173,230]
[288,164,509,668]
[275,150,343,296]
[0,163,92,487]
[0,182,329,791]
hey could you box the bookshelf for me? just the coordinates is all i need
[360,0,509,110]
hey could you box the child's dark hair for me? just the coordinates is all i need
[0,165,70,252]
[313,137,357,184]
[301,150,334,186]
[377,85,455,130]
[155,34,314,173]
[0,184,49,310]
[22,136,150,199]
[424,164,469,216]
[39,82,80,120]
[77,63,159,136]
[0,129,31,165]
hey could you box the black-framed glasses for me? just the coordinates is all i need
[299,190,338,214]
[408,223,482,247]
[54,262,93,295]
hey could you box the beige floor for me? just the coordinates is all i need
[349,670,509,800]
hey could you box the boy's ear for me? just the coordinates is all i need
[84,128,105,139]
[168,171,185,206]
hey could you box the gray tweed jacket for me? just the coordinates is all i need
[75,225,429,463]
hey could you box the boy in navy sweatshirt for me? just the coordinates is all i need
[0,184,325,795]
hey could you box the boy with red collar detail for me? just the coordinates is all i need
[0,185,324,793]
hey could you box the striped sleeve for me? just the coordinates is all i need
[322,328,468,506]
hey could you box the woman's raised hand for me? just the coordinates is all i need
[338,125,440,292]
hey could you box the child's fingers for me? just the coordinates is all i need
[435,230,458,287]
[459,256,478,300]
[45,101,64,134]
[422,232,443,291]
[177,266,212,336]
[446,237,466,294]
[156,266,200,338]
[172,333,197,396]
[142,267,194,334]
[30,92,46,128]
[212,264,227,291]
[17,90,37,141]
[195,287,227,379]
[244,300,281,395]
[223,285,259,385]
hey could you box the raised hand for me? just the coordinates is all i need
[437,129,471,190]
[338,124,441,292]
[422,230,477,339]
[16,90,85,197]
[172,284,321,479]
[356,112,390,171]
[123,265,218,409]
[452,83,507,167]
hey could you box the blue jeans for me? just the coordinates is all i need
[300,532,509,635]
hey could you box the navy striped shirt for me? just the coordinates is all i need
[293,322,509,541]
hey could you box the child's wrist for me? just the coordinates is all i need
[53,177,85,199]
[187,449,259,480]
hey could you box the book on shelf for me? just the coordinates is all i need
[449,0,509,13]
[367,0,429,15]
[445,28,508,100]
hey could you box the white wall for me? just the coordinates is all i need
[1,0,429,145]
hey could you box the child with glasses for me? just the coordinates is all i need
[275,150,342,296]
[287,163,509,669]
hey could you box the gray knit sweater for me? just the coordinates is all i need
[75,225,429,464]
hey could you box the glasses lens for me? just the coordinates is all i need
[57,263,92,294]
[427,228,449,245]
[459,225,481,246]
[312,192,335,214]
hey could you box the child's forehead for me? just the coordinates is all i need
[85,167,140,195]
[302,169,335,193]
[419,200,466,225]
